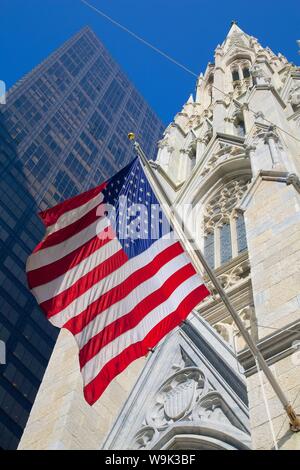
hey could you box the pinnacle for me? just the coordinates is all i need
[227,21,246,38]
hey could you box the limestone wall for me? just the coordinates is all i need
[247,355,300,450]
[244,180,300,334]
[242,178,300,449]
[18,329,145,449]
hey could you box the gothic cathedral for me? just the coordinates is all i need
[19,24,300,451]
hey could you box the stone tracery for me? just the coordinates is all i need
[131,349,247,450]
[202,176,250,269]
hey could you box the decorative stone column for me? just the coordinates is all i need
[195,137,207,165]
[251,64,271,86]
[241,103,253,134]
[196,73,205,103]
[213,47,226,133]
[174,111,189,129]
[224,116,236,136]
[178,148,194,182]
[264,127,283,169]
[156,140,170,168]
[245,145,257,175]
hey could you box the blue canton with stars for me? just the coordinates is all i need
[101,157,172,259]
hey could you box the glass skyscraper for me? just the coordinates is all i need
[0,26,164,449]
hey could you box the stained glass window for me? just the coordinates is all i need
[243,67,250,78]
[236,214,247,253]
[204,232,215,269]
[232,69,240,81]
[220,223,232,264]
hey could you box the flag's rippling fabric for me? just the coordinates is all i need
[26,158,209,405]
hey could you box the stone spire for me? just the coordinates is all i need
[226,21,246,38]
[223,22,250,51]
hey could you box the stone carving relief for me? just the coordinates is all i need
[212,257,250,291]
[288,84,300,111]
[213,306,257,352]
[203,177,250,234]
[145,367,208,430]
[250,64,271,86]
[131,346,247,449]
[200,144,245,180]
[228,31,247,49]
[252,125,286,168]
[252,125,271,143]
[132,427,158,450]
[202,256,250,308]
[157,136,169,150]
[214,322,235,347]
[192,391,244,430]
[203,127,213,145]
[252,125,283,149]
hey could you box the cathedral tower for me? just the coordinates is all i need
[147,22,300,450]
[19,24,300,450]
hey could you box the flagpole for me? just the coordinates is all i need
[128,133,300,432]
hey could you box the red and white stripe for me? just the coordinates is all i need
[26,183,209,405]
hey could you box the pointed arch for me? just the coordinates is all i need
[202,176,250,269]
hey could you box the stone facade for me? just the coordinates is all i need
[19,23,300,450]
[150,23,300,449]
[103,316,251,450]
[18,329,145,449]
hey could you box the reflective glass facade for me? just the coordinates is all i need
[0,26,164,449]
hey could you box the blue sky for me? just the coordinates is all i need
[1,0,300,124]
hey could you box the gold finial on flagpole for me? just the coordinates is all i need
[127,132,135,141]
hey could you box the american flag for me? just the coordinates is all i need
[26,157,210,405]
